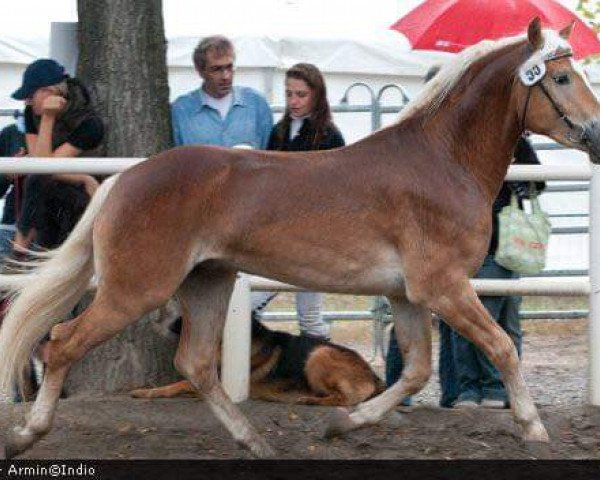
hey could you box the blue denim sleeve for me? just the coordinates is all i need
[171,104,183,146]
[257,97,274,150]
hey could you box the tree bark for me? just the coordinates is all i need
[67,0,177,395]
[77,0,172,157]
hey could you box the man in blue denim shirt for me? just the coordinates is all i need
[169,35,275,333]
[171,35,273,149]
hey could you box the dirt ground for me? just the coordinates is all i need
[1,318,599,460]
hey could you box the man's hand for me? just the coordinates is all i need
[42,95,67,116]
[512,182,531,200]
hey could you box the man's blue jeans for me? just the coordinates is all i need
[439,254,522,406]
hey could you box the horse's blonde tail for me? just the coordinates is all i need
[0,174,119,396]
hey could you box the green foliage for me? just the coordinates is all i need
[577,0,600,31]
[577,0,600,63]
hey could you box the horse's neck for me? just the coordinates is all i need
[416,49,524,203]
[445,99,520,202]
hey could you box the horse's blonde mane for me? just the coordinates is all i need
[396,31,572,124]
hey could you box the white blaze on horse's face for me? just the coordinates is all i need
[520,24,600,163]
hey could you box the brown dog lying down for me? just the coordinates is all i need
[131,318,385,406]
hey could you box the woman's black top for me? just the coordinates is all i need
[268,118,345,152]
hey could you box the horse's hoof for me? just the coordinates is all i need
[4,436,29,460]
[324,407,355,439]
[239,439,276,458]
[522,422,549,443]
[5,426,39,459]
[5,443,21,460]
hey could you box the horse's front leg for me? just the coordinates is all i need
[428,277,548,442]
[326,295,432,436]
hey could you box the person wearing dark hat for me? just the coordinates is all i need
[11,58,104,251]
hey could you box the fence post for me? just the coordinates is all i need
[222,273,251,403]
[590,164,600,406]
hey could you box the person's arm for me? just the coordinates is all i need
[27,98,103,197]
[49,145,100,197]
[257,97,274,150]
[27,132,99,196]
[266,126,278,151]
[514,136,545,195]
[171,104,183,146]
[26,134,98,196]
[27,95,66,158]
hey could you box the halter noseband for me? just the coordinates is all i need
[519,51,586,143]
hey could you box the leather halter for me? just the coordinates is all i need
[519,51,587,143]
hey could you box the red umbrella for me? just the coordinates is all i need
[391,0,600,59]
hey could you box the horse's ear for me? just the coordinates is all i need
[527,17,544,51]
[559,20,575,40]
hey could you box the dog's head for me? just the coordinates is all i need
[250,316,279,369]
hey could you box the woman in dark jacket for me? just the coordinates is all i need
[268,63,344,152]
[259,63,345,341]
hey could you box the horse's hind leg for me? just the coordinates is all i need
[173,266,275,458]
[5,301,145,458]
[326,296,431,437]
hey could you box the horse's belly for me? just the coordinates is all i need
[224,245,406,296]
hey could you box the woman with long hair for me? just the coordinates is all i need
[268,63,344,153]
[259,63,345,340]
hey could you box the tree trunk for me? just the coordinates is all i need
[76,0,172,157]
[67,0,177,395]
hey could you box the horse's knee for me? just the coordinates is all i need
[486,336,518,371]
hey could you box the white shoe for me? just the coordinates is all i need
[480,398,506,409]
[453,400,479,409]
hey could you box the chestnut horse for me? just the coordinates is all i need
[1,19,600,458]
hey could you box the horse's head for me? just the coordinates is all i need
[519,18,600,163]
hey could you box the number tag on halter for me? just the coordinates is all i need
[519,61,546,86]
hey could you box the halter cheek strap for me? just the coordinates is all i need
[519,86,533,133]
[520,51,586,143]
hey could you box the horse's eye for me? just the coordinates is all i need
[553,74,571,86]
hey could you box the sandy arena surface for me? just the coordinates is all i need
[0,318,598,459]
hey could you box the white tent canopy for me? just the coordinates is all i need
[0,29,427,72]
[0,26,447,142]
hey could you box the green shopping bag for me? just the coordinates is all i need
[494,189,551,275]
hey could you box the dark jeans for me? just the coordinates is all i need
[18,175,89,249]
[385,327,412,406]
[439,254,522,406]
[438,320,458,408]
